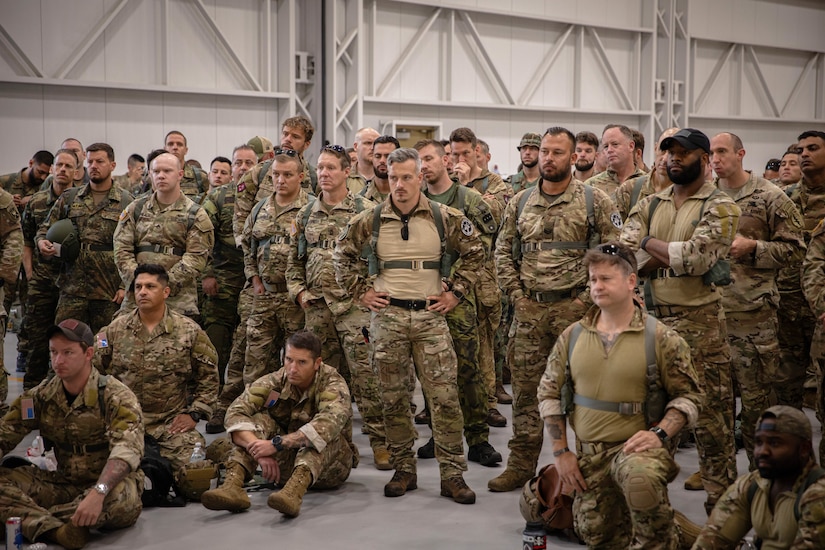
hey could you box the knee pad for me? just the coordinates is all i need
[625,474,659,511]
[178,460,218,501]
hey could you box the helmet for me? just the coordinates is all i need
[519,475,544,524]
[45,219,80,263]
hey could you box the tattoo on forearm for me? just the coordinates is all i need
[97,458,131,489]
[658,408,687,436]
[546,415,566,443]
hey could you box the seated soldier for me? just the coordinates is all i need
[201,330,354,517]
[691,405,825,549]
[94,263,219,501]
[0,319,144,549]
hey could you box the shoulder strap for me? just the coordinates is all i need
[132,195,149,223]
[296,197,316,260]
[97,374,108,418]
[247,197,269,260]
[795,467,825,521]
[429,202,451,278]
[368,205,384,276]
[186,201,200,232]
[60,187,83,218]
[566,322,584,367]
[353,196,367,214]
[455,185,469,213]
[784,183,798,198]
[258,160,274,186]
[629,178,645,212]
[516,187,536,221]
[584,184,595,230]
[647,196,662,221]
[480,175,490,193]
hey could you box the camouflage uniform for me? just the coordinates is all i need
[94,306,219,476]
[800,221,825,460]
[35,184,133,332]
[505,170,540,195]
[20,186,63,388]
[493,182,622,479]
[0,190,22,408]
[215,285,255,412]
[180,164,208,198]
[615,173,659,222]
[620,181,741,509]
[359,180,389,203]
[537,306,702,549]
[334,196,485,479]
[694,460,825,549]
[113,193,214,317]
[224,363,353,489]
[0,368,144,542]
[0,170,36,336]
[201,184,245,373]
[716,174,805,467]
[584,168,646,201]
[777,181,824,407]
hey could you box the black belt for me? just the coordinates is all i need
[647,268,680,280]
[53,441,109,454]
[526,287,584,304]
[380,260,440,271]
[136,244,185,257]
[80,243,114,251]
[388,298,428,310]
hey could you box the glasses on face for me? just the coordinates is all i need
[274,148,298,157]
[596,243,635,268]
[400,215,410,241]
[322,144,346,154]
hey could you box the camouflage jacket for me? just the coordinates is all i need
[585,167,646,201]
[180,164,208,198]
[0,188,23,287]
[614,173,667,222]
[202,184,244,288]
[0,169,39,214]
[465,169,512,224]
[778,180,825,292]
[22,185,63,280]
[505,170,540,195]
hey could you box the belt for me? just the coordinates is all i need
[261,280,288,293]
[651,304,694,317]
[53,441,109,454]
[80,243,114,252]
[307,239,335,250]
[647,267,680,280]
[388,298,429,310]
[573,394,643,415]
[136,244,185,257]
[521,241,588,252]
[380,260,440,271]
[526,287,584,304]
[575,439,623,456]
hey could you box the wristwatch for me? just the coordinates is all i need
[452,289,465,302]
[93,482,110,496]
[649,426,669,443]
[271,434,284,451]
[188,411,203,423]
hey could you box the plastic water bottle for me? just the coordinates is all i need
[26,543,48,550]
[190,443,206,462]
[522,521,547,550]
[26,436,44,457]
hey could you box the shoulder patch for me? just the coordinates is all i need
[460,217,474,236]
[338,224,349,241]
[290,220,298,236]
[119,209,129,221]
[96,332,108,348]
[610,212,623,229]
[237,182,246,193]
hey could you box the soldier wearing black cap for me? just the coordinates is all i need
[620,127,742,514]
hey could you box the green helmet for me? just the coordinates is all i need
[45,219,80,263]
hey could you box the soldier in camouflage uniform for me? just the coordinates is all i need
[201,331,353,517]
[585,124,646,200]
[709,132,805,468]
[112,153,145,191]
[620,128,741,513]
[506,132,542,194]
[572,131,600,182]
[94,264,218,490]
[417,139,503,464]
[693,406,825,549]
[538,243,702,549]
[358,134,398,203]
[0,187,22,412]
[334,147,481,504]
[164,130,208,198]
[36,143,132,332]
[0,319,144,549]
[20,149,76,389]
[113,152,214,318]
[491,127,622,493]
[614,128,679,221]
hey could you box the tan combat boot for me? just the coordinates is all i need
[200,462,251,512]
[684,471,703,491]
[373,446,392,471]
[673,510,701,549]
[268,465,312,517]
[488,467,532,492]
[46,523,90,550]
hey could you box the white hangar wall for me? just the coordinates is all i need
[0,0,823,175]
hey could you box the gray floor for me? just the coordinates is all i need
[3,333,816,549]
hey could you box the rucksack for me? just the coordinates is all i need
[140,434,185,508]
[296,195,367,260]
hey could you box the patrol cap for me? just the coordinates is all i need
[756,405,811,440]
[660,128,710,154]
[517,132,542,150]
[47,319,94,347]
[247,136,274,161]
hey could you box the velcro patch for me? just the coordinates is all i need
[461,218,474,236]
[610,212,623,229]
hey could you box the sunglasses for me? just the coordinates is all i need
[765,161,780,171]
[596,243,635,268]
[321,144,346,154]
[274,148,298,157]
[400,215,410,241]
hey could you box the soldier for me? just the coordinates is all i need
[692,406,825,549]
[538,242,702,549]
[36,142,132,332]
[334,147,481,504]
[352,127,380,183]
[359,134,399,203]
[506,132,542,194]
[709,132,805,467]
[94,264,219,495]
[0,319,144,549]
[285,145,388,469]
[778,147,802,187]
[614,127,679,221]
[620,127,741,513]
[0,186,22,413]
[201,331,353,517]
[450,127,511,217]
[572,131,600,182]
[20,148,76,388]
[490,126,622,492]
[113,151,214,318]
[164,130,208,198]
[417,138,503,464]
[60,138,90,188]
[585,124,646,199]
[631,128,650,172]
[112,153,145,191]
[246,135,274,163]
[763,158,781,182]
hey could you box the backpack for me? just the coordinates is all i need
[296,195,367,260]
[131,194,201,233]
[140,434,185,508]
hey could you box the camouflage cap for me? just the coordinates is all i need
[517,132,542,150]
[756,405,811,440]
[247,136,274,161]
[47,318,94,347]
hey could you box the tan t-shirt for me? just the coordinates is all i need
[374,215,441,300]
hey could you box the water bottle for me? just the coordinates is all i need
[522,521,547,550]
[190,443,206,462]
[26,436,44,457]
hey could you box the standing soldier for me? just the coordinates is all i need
[585,124,645,199]
[506,133,542,194]
[36,143,133,332]
[113,152,214,318]
[359,134,398,203]
[614,128,679,222]
[709,132,805,467]
[620,128,741,513]
[572,131,600,182]
[164,130,208,197]
[20,148,75,388]
[334,147,482,504]
[0,185,22,413]
[490,126,622,492]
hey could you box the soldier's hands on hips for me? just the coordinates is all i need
[623,429,663,454]
[361,288,389,312]
[169,413,196,434]
[427,291,459,314]
[72,491,105,527]
[555,451,587,493]
[258,456,281,484]
[202,276,219,296]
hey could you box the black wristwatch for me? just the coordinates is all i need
[188,411,203,423]
[271,434,284,451]
[452,289,465,302]
[649,426,669,443]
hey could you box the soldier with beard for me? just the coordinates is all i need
[506,133,541,194]
[359,135,398,203]
[572,131,599,182]
[620,128,741,514]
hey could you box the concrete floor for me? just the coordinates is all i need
[2,333,817,549]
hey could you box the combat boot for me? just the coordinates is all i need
[384,471,417,497]
[205,408,226,434]
[414,408,430,425]
[684,471,703,491]
[417,437,435,459]
[488,467,532,492]
[468,441,502,467]
[674,510,701,548]
[441,475,476,504]
[201,463,251,512]
[486,408,507,427]
[373,446,392,471]
[268,465,312,517]
[46,523,89,550]
[495,382,512,404]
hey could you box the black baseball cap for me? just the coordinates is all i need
[47,319,94,347]
[660,128,711,154]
